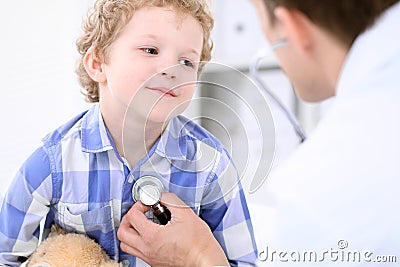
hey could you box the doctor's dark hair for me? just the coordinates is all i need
[262,0,399,47]
[76,0,214,103]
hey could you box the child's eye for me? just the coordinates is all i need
[179,59,194,68]
[142,47,158,55]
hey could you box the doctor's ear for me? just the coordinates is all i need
[83,47,107,83]
[273,6,314,50]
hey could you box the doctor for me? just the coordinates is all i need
[117,0,400,266]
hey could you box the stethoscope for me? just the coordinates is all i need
[132,176,171,225]
[249,40,307,143]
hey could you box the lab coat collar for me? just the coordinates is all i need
[336,2,400,98]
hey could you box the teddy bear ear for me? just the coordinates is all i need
[50,224,68,236]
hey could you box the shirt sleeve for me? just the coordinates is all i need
[0,146,53,266]
[200,148,258,267]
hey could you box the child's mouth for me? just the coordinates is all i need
[146,87,177,97]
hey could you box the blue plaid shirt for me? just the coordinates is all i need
[0,103,257,266]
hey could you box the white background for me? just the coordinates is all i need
[0,1,96,194]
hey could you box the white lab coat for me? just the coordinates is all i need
[258,2,400,266]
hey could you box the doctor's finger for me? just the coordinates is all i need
[117,218,157,261]
[120,241,150,264]
[130,200,151,215]
[117,215,141,242]
[120,201,151,227]
[129,208,163,240]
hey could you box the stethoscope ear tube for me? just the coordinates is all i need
[249,47,307,144]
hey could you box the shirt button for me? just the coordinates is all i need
[122,259,130,266]
[128,175,134,183]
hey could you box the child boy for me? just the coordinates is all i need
[0,0,257,266]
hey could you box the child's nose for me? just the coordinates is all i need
[157,56,178,79]
[161,69,176,79]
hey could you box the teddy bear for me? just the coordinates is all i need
[26,224,121,267]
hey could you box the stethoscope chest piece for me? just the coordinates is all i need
[132,176,171,225]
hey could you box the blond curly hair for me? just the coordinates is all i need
[76,0,214,103]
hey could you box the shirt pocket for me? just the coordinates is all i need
[54,202,114,234]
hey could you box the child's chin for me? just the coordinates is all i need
[147,111,178,124]
[147,106,187,123]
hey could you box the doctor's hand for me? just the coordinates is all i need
[117,192,229,267]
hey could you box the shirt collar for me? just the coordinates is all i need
[81,105,192,161]
[154,116,194,161]
[81,103,114,153]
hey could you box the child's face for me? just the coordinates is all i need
[101,6,204,123]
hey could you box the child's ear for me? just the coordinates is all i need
[273,6,313,51]
[83,47,106,83]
